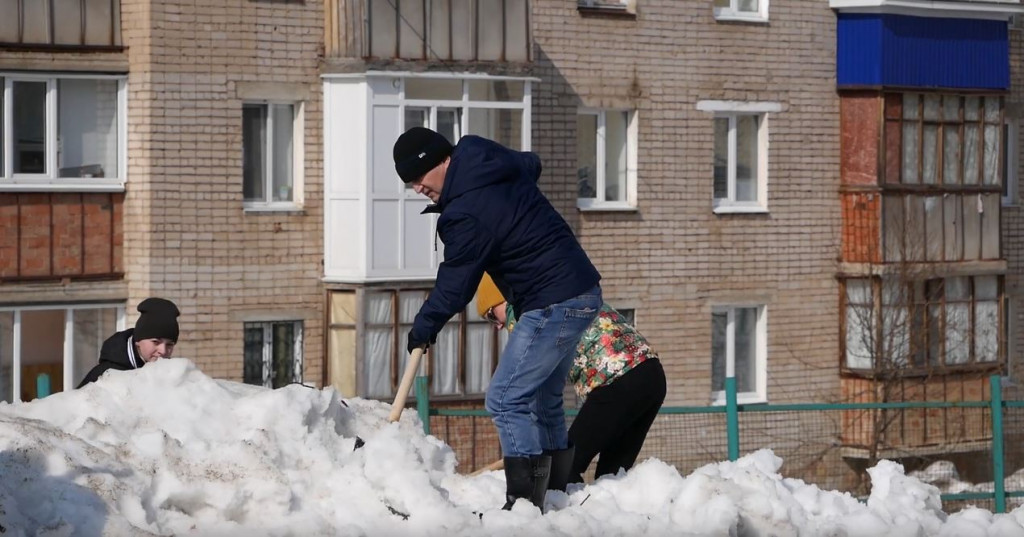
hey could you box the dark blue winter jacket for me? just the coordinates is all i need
[409,135,601,347]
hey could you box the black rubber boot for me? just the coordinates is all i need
[501,455,552,510]
[545,445,575,493]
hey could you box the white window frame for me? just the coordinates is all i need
[713,0,769,23]
[243,320,304,388]
[1004,118,1018,207]
[710,305,768,405]
[0,302,126,400]
[698,100,779,214]
[576,108,639,211]
[0,73,127,192]
[242,100,304,212]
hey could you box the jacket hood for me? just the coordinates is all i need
[426,136,541,212]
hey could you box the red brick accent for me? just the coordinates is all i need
[840,192,881,263]
[840,92,881,187]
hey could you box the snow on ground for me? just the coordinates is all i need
[2,359,1024,536]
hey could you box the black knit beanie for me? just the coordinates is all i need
[393,127,454,183]
[134,297,180,342]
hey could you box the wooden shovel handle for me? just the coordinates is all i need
[388,347,425,422]
[469,458,504,476]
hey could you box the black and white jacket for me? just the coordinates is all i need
[76,328,145,388]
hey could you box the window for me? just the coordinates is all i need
[362,288,507,399]
[0,303,125,401]
[577,109,638,210]
[886,94,1003,187]
[842,276,1002,373]
[243,321,303,388]
[713,0,769,22]
[698,101,778,213]
[711,305,767,404]
[0,74,125,191]
[1004,119,1018,206]
[243,102,302,209]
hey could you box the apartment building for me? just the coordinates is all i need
[0,0,325,399]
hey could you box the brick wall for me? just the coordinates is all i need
[530,0,841,406]
[119,0,325,383]
[1006,27,1024,388]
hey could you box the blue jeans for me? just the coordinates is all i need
[485,285,602,457]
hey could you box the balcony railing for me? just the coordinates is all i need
[325,0,531,62]
[0,0,122,48]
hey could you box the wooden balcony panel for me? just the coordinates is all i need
[0,192,123,283]
[328,0,530,63]
[0,0,121,48]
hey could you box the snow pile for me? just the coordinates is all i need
[1,359,1023,536]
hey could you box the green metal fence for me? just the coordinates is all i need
[413,375,1024,513]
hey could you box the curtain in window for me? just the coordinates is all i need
[845,280,874,369]
[974,276,999,362]
[433,322,459,395]
[944,277,970,365]
[366,292,394,398]
[465,293,496,394]
[711,311,727,391]
[734,308,756,393]
[396,292,424,398]
[881,280,910,368]
[271,105,294,202]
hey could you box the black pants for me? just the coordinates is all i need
[568,358,667,482]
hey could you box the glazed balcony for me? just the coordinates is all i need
[0,0,121,49]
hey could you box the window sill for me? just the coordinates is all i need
[577,200,639,212]
[577,3,636,18]
[0,181,125,193]
[243,202,304,214]
[713,10,769,24]
[712,204,768,215]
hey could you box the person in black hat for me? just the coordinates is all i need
[77,297,180,388]
[394,127,603,512]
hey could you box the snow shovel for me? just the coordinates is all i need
[388,346,425,422]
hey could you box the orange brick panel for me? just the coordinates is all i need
[51,194,84,276]
[18,194,52,277]
[840,192,881,263]
[83,193,115,275]
[110,193,124,273]
[0,196,18,278]
[840,92,881,186]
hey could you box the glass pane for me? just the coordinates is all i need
[983,125,1000,186]
[903,94,920,120]
[943,127,960,185]
[432,322,458,395]
[604,111,628,202]
[713,117,728,199]
[271,322,295,388]
[58,79,118,179]
[964,124,980,185]
[467,80,524,102]
[738,0,757,11]
[467,108,522,150]
[436,108,462,145]
[922,95,940,122]
[984,96,1001,123]
[922,124,937,184]
[366,292,395,397]
[711,311,726,392]
[72,308,117,389]
[846,278,871,305]
[946,303,970,365]
[465,321,494,394]
[0,312,12,403]
[398,291,427,381]
[242,104,267,202]
[846,305,873,369]
[734,308,756,393]
[975,275,998,301]
[271,104,294,202]
[735,115,758,201]
[942,96,960,122]
[243,323,264,386]
[20,310,64,400]
[902,123,919,184]
[975,301,999,362]
[13,81,47,174]
[405,78,462,101]
[577,114,597,199]
[404,107,428,130]
[965,96,981,121]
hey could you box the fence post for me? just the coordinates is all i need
[415,375,431,435]
[726,376,739,461]
[991,374,1005,513]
